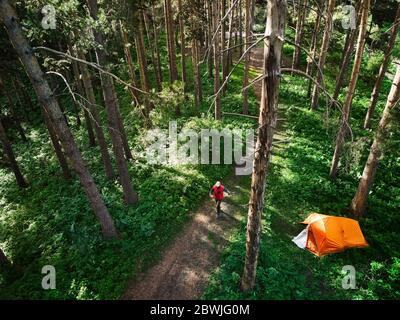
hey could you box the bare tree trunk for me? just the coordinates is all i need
[87,0,138,205]
[364,4,400,129]
[192,38,202,111]
[292,0,307,70]
[177,0,187,91]
[213,0,221,120]
[164,0,179,83]
[330,0,370,178]
[226,0,234,70]
[68,44,96,147]
[207,0,214,78]
[0,117,28,188]
[77,50,115,180]
[241,0,287,292]
[242,0,252,115]
[0,0,118,237]
[120,23,140,103]
[310,0,336,110]
[239,0,243,57]
[305,0,322,98]
[152,3,164,87]
[41,107,72,180]
[331,27,358,103]
[134,10,151,94]
[142,10,162,92]
[221,0,227,94]
[331,2,362,104]
[350,63,400,215]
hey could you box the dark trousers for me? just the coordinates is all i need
[215,199,222,214]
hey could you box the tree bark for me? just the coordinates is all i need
[142,10,162,92]
[330,0,370,178]
[331,2,362,104]
[0,0,118,237]
[350,63,400,215]
[207,0,214,78]
[305,0,322,98]
[310,0,336,110]
[77,50,115,180]
[213,0,221,120]
[86,0,138,205]
[364,4,400,129]
[152,3,164,87]
[221,0,227,94]
[239,0,243,57]
[164,0,179,83]
[177,0,187,91]
[242,0,252,115]
[0,116,28,188]
[134,10,151,94]
[292,0,307,70]
[192,37,202,111]
[241,0,287,292]
[68,44,96,147]
[120,23,140,104]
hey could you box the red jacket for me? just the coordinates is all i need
[211,185,225,201]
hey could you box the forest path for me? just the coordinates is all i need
[121,173,249,300]
[122,47,289,300]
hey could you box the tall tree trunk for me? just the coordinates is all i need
[364,4,400,129]
[164,0,179,83]
[152,3,164,86]
[142,10,162,92]
[305,0,322,98]
[239,0,243,57]
[241,0,287,292]
[177,0,187,91]
[221,0,227,94]
[331,2,362,104]
[213,0,221,120]
[0,0,118,237]
[292,0,307,70]
[330,0,370,178]
[242,0,252,115]
[310,0,336,110]
[134,10,151,94]
[192,37,202,111]
[41,107,72,180]
[68,44,96,147]
[0,117,28,188]
[331,27,358,103]
[120,23,140,103]
[350,63,400,215]
[77,50,115,180]
[227,0,234,69]
[207,0,214,78]
[86,0,138,205]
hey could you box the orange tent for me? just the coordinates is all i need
[292,213,369,257]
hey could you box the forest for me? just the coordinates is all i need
[0,0,399,301]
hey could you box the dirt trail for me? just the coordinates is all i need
[122,47,289,300]
[122,174,247,300]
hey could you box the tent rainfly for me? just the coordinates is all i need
[292,213,369,257]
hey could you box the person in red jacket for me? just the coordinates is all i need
[209,181,231,218]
